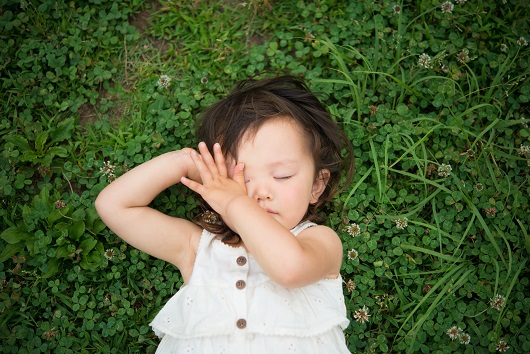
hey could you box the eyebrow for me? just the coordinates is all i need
[266,159,299,168]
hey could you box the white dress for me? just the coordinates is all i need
[150,221,350,353]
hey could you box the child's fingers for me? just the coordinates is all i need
[197,142,218,176]
[213,143,228,177]
[232,163,246,187]
[180,176,205,195]
[190,148,212,182]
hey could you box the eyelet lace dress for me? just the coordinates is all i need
[150,221,350,353]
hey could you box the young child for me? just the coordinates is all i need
[95,76,355,353]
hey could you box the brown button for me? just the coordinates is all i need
[236,256,247,266]
[236,318,247,329]
[236,280,246,289]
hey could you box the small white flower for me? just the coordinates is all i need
[392,4,401,14]
[496,339,509,352]
[345,279,356,291]
[459,332,471,345]
[455,0,467,3]
[104,249,115,260]
[157,74,171,88]
[441,64,449,73]
[520,144,530,155]
[100,161,116,178]
[345,223,361,237]
[446,326,462,340]
[489,294,506,310]
[347,249,358,261]
[418,53,433,69]
[353,305,370,323]
[456,48,470,63]
[394,217,408,230]
[441,1,454,14]
[500,43,508,52]
[517,37,528,47]
[438,163,452,178]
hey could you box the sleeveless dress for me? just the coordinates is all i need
[150,221,350,353]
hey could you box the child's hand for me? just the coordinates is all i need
[181,142,247,222]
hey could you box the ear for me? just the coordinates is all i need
[310,169,330,204]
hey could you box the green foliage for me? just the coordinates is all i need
[1,0,529,352]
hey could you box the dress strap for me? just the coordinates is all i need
[290,220,317,236]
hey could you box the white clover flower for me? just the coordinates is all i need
[517,37,528,47]
[459,333,471,345]
[157,74,171,88]
[441,1,454,13]
[345,223,361,237]
[456,48,470,63]
[489,294,506,310]
[437,163,452,178]
[100,160,116,178]
[393,4,401,14]
[347,248,358,261]
[394,217,408,230]
[455,0,467,4]
[104,249,115,260]
[441,64,449,73]
[446,326,463,340]
[353,305,370,323]
[418,53,433,69]
[500,43,508,52]
[520,144,530,155]
[496,339,509,352]
[345,279,356,291]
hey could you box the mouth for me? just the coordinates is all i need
[264,208,277,215]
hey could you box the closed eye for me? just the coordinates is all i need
[274,176,292,180]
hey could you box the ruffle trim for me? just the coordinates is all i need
[151,318,349,340]
[149,281,349,340]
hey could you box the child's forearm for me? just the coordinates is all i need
[95,149,203,270]
[225,196,318,287]
[96,149,196,209]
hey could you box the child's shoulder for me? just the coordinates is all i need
[295,222,337,237]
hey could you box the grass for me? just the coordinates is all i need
[1,0,530,353]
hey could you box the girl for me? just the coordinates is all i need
[95,76,355,353]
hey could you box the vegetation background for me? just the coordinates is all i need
[1,0,529,352]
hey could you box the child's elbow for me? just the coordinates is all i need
[94,191,111,218]
[271,267,310,289]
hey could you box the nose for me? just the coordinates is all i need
[249,180,272,201]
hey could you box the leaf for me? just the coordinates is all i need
[79,237,98,255]
[3,134,32,152]
[50,117,75,144]
[69,221,85,241]
[0,243,25,262]
[1,227,31,244]
[41,259,60,278]
[47,146,69,158]
[20,149,38,162]
[35,131,49,154]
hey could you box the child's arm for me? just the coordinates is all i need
[227,198,343,289]
[182,143,343,288]
[95,149,203,281]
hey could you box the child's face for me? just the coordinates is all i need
[234,118,327,230]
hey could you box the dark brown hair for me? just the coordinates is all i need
[194,76,354,243]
